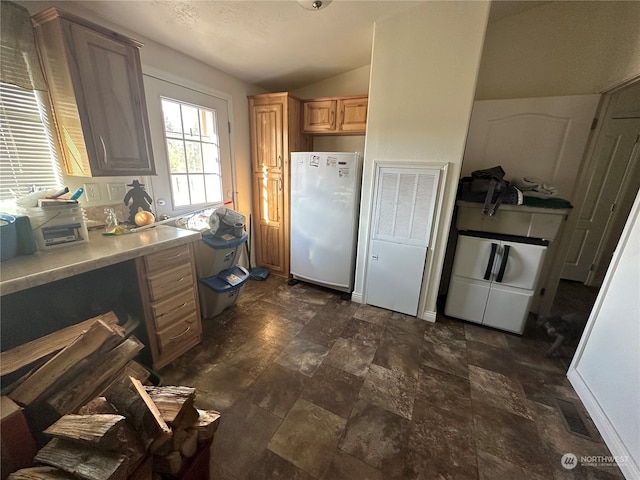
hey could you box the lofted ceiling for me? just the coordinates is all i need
[23,0,549,92]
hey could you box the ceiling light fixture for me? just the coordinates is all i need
[296,0,333,11]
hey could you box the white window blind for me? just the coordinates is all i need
[0,82,61,201]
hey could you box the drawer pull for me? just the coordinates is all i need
[158,302,189,318]
[165,251,186,260]
[169,326,191,341]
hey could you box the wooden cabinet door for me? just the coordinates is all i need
[68,22,155,176]
[303,100,336,133]
[253,173,286,274]
[338,97,368,133]
[250,103,284,174]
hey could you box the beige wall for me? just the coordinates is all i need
[292,65,370,99]
[353,1,490,319]
[19,1,265,223]
[476,1,640,100]
[292,65,370,153]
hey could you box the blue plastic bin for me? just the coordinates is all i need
[198,265,250,318]
[194,232,248,278]
[0,213,18,261]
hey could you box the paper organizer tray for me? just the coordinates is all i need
[197,265,250,318]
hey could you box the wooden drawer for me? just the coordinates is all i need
[147,263,194,302]
[156,313,201,353]
[151,288,198,331]
[144,244,191,275]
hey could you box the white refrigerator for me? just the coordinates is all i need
[445,231,548,334]
[290,152,362,293]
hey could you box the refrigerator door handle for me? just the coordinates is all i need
[484,243,498,280]
[496,244,511,283]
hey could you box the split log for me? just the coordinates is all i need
[124,361,151,384]
[127,456,152,480]
[9,321,124,407]
[43,409,146,476]
[152,451,183,477]
[77,397,118,415]
[192,409,221,442]
[8,466,78,480]
[179,429,199,458]
[115,422,147,475]
[43,414,125,450]
[35,438,128,480]
[0,312,121,377]
[104,377,172,453]
[144,386,198,429]
[45,337,144,415]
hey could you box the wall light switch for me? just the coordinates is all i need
[108,183,127,201]
[83,183,101,202]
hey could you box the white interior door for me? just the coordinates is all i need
[562,117,640,282]
[463,95,599,202]
[143,75,233,219]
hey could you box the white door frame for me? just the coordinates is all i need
[560,76,640,287]
[141,66,237,218]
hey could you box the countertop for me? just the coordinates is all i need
[0,225,201,296]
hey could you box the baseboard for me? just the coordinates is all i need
[567,369,638,480]
[421,310,437,323]
[350,292,363,304]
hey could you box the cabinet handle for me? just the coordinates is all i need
[99,135,108,164]
[484,243,498,280]
[169,325,191,341]
[496,245,510,283]
[164,252,185,260]
[278,178,282,191]
[160,302,188,318]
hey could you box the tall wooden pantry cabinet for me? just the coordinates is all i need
[248,93,310,276]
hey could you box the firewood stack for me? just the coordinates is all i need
[1,313,220,480]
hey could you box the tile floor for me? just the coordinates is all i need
[160,276,624,479]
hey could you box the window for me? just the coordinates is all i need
[0,82,61,202]
[160,98,223,208]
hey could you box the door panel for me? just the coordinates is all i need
[257,222,283,272]
[450,236,498,281]
[253,173,285,273]
[365,240,427,316]
[71,24,152,174]
[483,284,533,334]
[444,277,489,324]
[463,95,599,202]
[143,75,232,219]
[563,118,640,282]
[499,241,547,290]
[252,104,283,173]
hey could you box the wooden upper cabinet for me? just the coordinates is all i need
[338,96,368,133]
[303,95,368,135]
[32,8,155,177]
[303,100,336,133]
